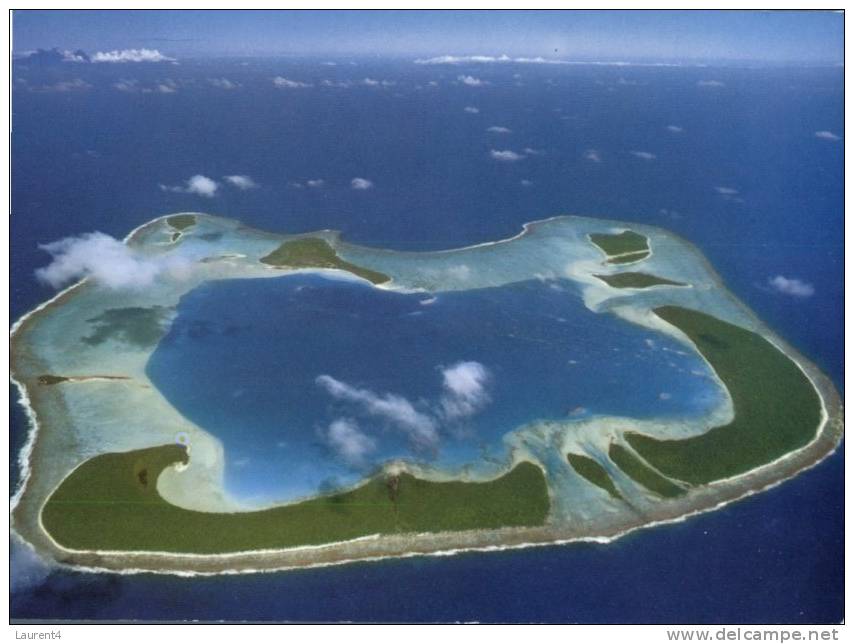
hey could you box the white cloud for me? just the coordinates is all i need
[113,78,139,92]
[160,174,219,197]
[666,125,684,133]
[321,79,353,88]
[520,179,533,187]
[154,79,177,94]
[306,179,325,188]
[715,186,739,195]
[415,54,697,67]
[697,80,725,87]
[458,75,488,87]
[584,149,602,163]
[490,149,525,162]
[315,375,439,450]
[35,232,195,290]
[224,175,258,190]
[32,78,91,92]
[815,130,841,141]
[360,77,394,87]
[463,106,480,114]
[487,126,512,133]
[523,147,545,156]
[439,361,491,421]
[113,78,177,93]
[630,150,656,160]
[417,54,568,66]
[351,177,374,190]
[769,275,815,298]
[92,48,174,63]
[209,78,239,90]
[273,76,311,88]
[322,418,376,466]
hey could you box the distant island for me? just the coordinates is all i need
[10,213,843,574]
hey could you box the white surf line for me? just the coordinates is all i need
[426,215,566,254]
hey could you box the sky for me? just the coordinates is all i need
[12,9,844,64]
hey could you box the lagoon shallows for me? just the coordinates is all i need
[146,274,723,505]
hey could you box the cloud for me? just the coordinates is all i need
[322,418,376,466]
[113,78,178,93]
[490,149,525,162]
[306,179,325,188]
[697,80,725,87]
[815,130,841,141]
[208,77,239,90]
[92,48,174,63]
[316,375,439,450]
[351,177,374,190]
[273,76,311,88]
[160,174,219,197]
[458,75,488,87]
[360,78,394,87]
[520,179,533,187]
[154,79,178,93]
[35,232,195,290]
[715,186,739,195]
[31,78,91,92]
[463,106,480,114]
[487,126,512,133]
[666,125,684,133]
[523,147,545,155]
[769,275,815,298]
[630,150,656,160]
[584,149,602,163]
[415,54,695,67]
[439,361,491,421]
[416,54,568,66]
[321,79,353,88]
[223,175,257,190]
[113,78,139,92]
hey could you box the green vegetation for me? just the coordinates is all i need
[260,238,390,285]
[589,230,649,256]
[625,306,822,485]
[166,215,197,231]
[595,272,685,289]
[37,375,69,386]
[42,446,550,554]
[171,232,181,243]
[567,453,622,500]
[608,444,685,498]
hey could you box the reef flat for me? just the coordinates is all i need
[10,213,843,574]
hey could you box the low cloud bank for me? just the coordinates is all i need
[35,232,196,290]
[92,48,174,63]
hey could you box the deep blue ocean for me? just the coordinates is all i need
[10,58,843,623]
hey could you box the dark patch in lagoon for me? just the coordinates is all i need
[82,306,173,348]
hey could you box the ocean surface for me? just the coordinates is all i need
[10,57,843,623]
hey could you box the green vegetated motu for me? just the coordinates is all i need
[260,237,391,285]
[624,306,822,485]
[41,446,550,553]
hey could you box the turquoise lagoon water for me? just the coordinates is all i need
[146,274,723,504]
